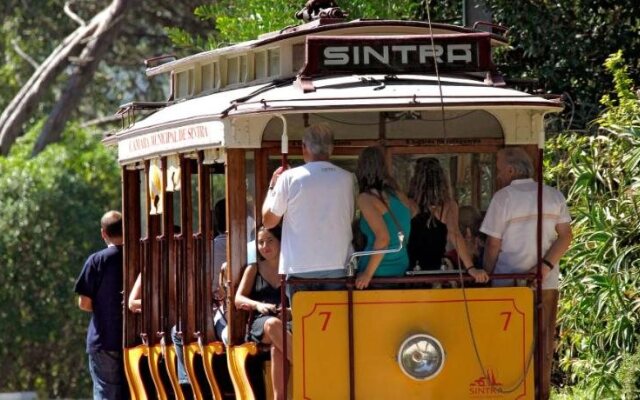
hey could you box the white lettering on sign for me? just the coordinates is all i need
[323,46,349,65]
[419,45,444,63]
[448,44,472,63]
[392,45,417,64]
[363,46,389,64]
[322,44,473,66]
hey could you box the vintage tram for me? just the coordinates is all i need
[105,3,562,399]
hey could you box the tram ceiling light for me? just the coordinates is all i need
[398,334,445,381]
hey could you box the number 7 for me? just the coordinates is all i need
[319,311,332,331]
[500,311,512,331]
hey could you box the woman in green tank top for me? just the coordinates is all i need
[354,146,415,289]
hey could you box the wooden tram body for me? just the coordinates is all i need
[106,13,562,400]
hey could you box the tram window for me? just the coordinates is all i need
[173,190,181,232]
[201,63,214,91]
[227,57,239,85]
[267,48,279,77]
[209,172,226,209]
[246,151,256,242]
[385,110,503,139]
[239,55,248,83]
[175,69,194,99]
[255,51,267,80]
[391,153,495,212]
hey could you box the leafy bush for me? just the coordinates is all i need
[550,52,640,398]
[0,122,120,397]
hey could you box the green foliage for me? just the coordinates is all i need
[549,55,640,397]
[616,347,640,399]
[167,0,431,51]
[484,0,640,130]
[597,51,640,131]
[0,122,120,397]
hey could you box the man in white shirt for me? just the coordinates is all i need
[262,123,354,299]
[481,147,572,400]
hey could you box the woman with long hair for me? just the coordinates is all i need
[235,225,291,400]
[354,146,414,289]
[408,157,489,283]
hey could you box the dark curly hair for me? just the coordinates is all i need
[409,157,451,225]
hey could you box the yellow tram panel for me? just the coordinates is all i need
[292,287,534,400]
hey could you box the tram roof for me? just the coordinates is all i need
[146,20,509,78]
[107,74,563,164]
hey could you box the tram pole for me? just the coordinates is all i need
[280,274,288,400]
[536,148,544,399]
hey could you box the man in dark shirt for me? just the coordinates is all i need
[74,210,127,399]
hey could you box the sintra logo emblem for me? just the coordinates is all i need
[469,369,504,397]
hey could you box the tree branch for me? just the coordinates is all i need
[81,115,121,128]
[33,0,132,155]
[0,20,98,155]
[64,0,86,27]
[11,39,39,69]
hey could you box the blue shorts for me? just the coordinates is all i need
[88,350,127,400]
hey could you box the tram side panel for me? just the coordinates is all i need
[292,287,534,400]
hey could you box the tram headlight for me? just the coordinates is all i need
[397,334,445,380]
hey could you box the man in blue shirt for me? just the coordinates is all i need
[74,210,127,399]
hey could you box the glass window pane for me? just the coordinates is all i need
[227,57,239,84]
[255,52,267,79]
[267,49,279,76]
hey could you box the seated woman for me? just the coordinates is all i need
[408,157,489,283]
[354,146,414,290]
[235,225,291,400]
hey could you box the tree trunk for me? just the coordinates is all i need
[32,0,132,156]
[0,24,94,155]
[0,0,131,156]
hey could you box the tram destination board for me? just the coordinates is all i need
[300,33,493,77]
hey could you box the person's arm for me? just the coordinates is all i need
[262,204,282,229]
[235,264,277,315]
[262,167,286,229]
[528,222,572,279]
[74,255,97,312]
[483,235,502,275]
[444,201,489,283]
[128,273,142,313]
[355,194,390,290]
[78,295,93,312]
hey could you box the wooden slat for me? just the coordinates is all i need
[197,152,215,342]
[123,167,141,347]
[179,156,196,343]
[225,149,249,345]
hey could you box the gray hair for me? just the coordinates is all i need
[499,147,534,179]
[303,123,333,157]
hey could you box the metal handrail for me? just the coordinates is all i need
[346,231,405,276]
